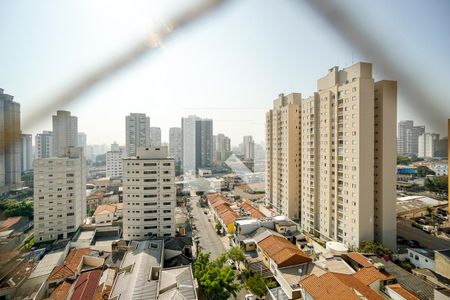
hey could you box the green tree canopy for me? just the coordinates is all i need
[194,252,241,300]
[424,176,448,196]
[0,200,33,220]
[227,246,245,263]
[358,240,392,256]
[416,166,435,177]
[245,273,276,298]
[397,156,412,165]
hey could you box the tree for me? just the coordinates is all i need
[245,274,276,298]
[215,222,223,234]
[358,240,392,256]
[194,252,241,300]
[0,200,34,220]
[227,246,245,264]
[424,176,448,196]
[416,166,435,177]
[397,156,412,165]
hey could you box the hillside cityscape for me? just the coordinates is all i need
[1,1,450,300]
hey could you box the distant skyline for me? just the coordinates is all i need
[1,0,449,145]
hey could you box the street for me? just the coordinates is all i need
[190,195,250,300]
[397,218,450,250]
[191,196,226,260]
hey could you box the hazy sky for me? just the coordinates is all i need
[1,0,449,146]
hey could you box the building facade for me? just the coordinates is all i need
[35,131,53,159]
[106,142,126,177]
[52,110,78,157]
[77,132,87,156]
[397,120,425,156]
[122,146,176,240]
[20,133,33,171]
[418,133,439,159]
[0,89,22,194]
[181,115,213,174]
[150,127,161,147]
[125,113,150,157]
[243,135,255,160]
[169,127,182,170]
[33,147,86,242]
[214,133,231,163]
[265,63,397,249]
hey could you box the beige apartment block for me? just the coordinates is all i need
[265,93,302,219]
[33,147,86,242]
[265,62,397,249]
[122,146,176,240]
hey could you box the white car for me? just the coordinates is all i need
[244,294,255,300]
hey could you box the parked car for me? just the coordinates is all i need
[245,294,255,300]
[437,214,448,220]
[406,240,420,248]
[422,225,434,233]
[397,236,407,244]
[416,218,427,225]
[225,259,236,269]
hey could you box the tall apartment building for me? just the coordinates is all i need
[106,142,126,177]
[122,146,176,240]
[35,131,53,159]
[125,113,150,157]
[214,133,231,163]
[20,133,33,171]
[77,132,87,156]
[52,110,78,157]
[169,127,182,165]
[397,120,425,156]
[0,89,22,194]
[265,63,397,249]
[243,135,255,160]
[33,147,86,242]
[418,133,440,159]
[150,127,162,147]
[266,93,301,220]
[181,115,213,174]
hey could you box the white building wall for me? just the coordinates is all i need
[123,146,176,240]
[33,147,86,242]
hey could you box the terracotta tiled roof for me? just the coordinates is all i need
[49,280,73,300]
[211,199,229,209]
[386,283,420,300]
[94,204,116,216]
[207,193,226,204]
[71,269,102,300]
[345,252,373,268]
[241,201,266,219]
[94,284,113,300]
[258,235,311,267]
[332,273,384,300]
[220,210,239,225]
[300,273,360,300]
[0,216,22,231]
[49,248,91,281]
[353,266,391,285]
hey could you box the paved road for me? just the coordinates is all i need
[397,219,450,250]
[191,196,225,260]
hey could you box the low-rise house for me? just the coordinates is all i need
[48,248,104,292]
[158,265,198,299]
[407,248,436,271]
[385,283,420,300]
[240,200,266,219]
[109,240,163,299]
[93,204,117,226]
[70,268,103,300]
[257,234,312,299]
